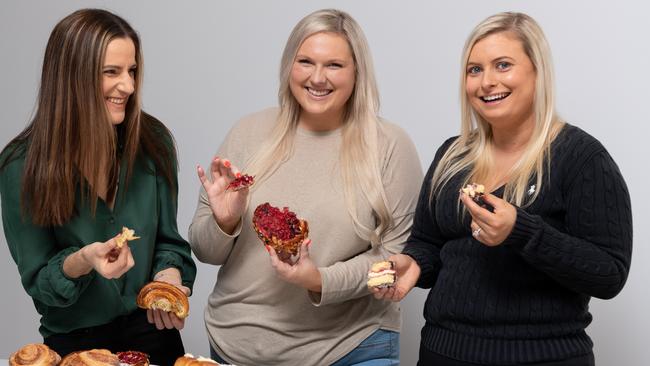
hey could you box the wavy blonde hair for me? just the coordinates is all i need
[431,12,564,207]
[246,9,391,244]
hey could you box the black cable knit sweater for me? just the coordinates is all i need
[402,124,632,365]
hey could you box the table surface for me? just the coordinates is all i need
[0,361,161,366]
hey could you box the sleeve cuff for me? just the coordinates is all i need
[151,258,183,281]
[402,247,436,288]
[501,207,542,247]
[53,247,95,303]
[308,266,357,307]
[216,218,243,238]
[308,268,328,306]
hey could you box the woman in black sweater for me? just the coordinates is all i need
[374,12,632,366]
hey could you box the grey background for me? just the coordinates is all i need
[1,1,647,365]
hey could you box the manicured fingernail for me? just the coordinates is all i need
[223,160,231,168]
[236,172,242,178]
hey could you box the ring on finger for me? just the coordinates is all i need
[472,227,482,237]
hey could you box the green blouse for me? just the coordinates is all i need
[0,143,196,337]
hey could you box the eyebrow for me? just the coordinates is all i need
[467,56,516,65]
[102,64,137,69]
[295,54,348,63]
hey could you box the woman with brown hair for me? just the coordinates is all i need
[0,9,196,365]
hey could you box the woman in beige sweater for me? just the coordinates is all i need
[189,9,422,366]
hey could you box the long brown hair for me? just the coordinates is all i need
[0,9,176,226]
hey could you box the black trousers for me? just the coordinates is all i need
[44,309,184,366]
[418,345,595,366]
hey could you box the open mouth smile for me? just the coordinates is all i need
[107,97,127,106]
[480,92,510,103]
[306,87,333,97]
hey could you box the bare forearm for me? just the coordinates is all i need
[62,248,92,278]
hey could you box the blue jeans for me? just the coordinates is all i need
[209,329,400,366]
[209,345,229,364]
[330,329,400,366]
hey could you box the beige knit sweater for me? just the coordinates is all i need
[189,108,422,366]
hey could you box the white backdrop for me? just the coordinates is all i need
[1,1,648,365]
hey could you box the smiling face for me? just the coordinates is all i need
[465,31,536,130]
[102,37,136,125]
[289,32,356,130]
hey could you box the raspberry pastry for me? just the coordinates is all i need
[117,351,149,366]
[9,343,60,366]
[367,261,396,289]
[136,281,190,319]
[252,202,309,262]
[59,349,119,366]
[225,174,255,191]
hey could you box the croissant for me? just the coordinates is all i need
[116,226,140,248]
[174,354,220,366]
[9,344,60,366]
[136,281,189,319]
[59,349,119,366]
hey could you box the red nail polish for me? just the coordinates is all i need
[224,160,231,168]
[236,172,242,178]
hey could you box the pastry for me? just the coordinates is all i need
[461,183,490,208]
[136,281,190,319]
[59,349,119,366]
[225,174,255,191]
[174,354,220,366]
[252,202,309,262]
[9,343,60,366]
[116,351,149,366]
[115,226,140,248]
[367,261,396,289]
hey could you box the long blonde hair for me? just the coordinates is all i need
[431,12,564,207]
[246,9,391,244]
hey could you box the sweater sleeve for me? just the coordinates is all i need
[312,125,423,306]
[401,138,456,289]
[1,157,96,307]
[187,117,248,265]
[503,149,632,299]
[187,185,242,265]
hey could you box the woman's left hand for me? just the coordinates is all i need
[268,239,322,293]
[460,192,517,247]
[148,268,191,330]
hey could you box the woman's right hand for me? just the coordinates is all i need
[78,236,135,279]
[372,253,421,302]
[197,157,249,234]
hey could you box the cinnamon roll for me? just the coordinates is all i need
[9,344,60,366]
[59,349,119,366]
